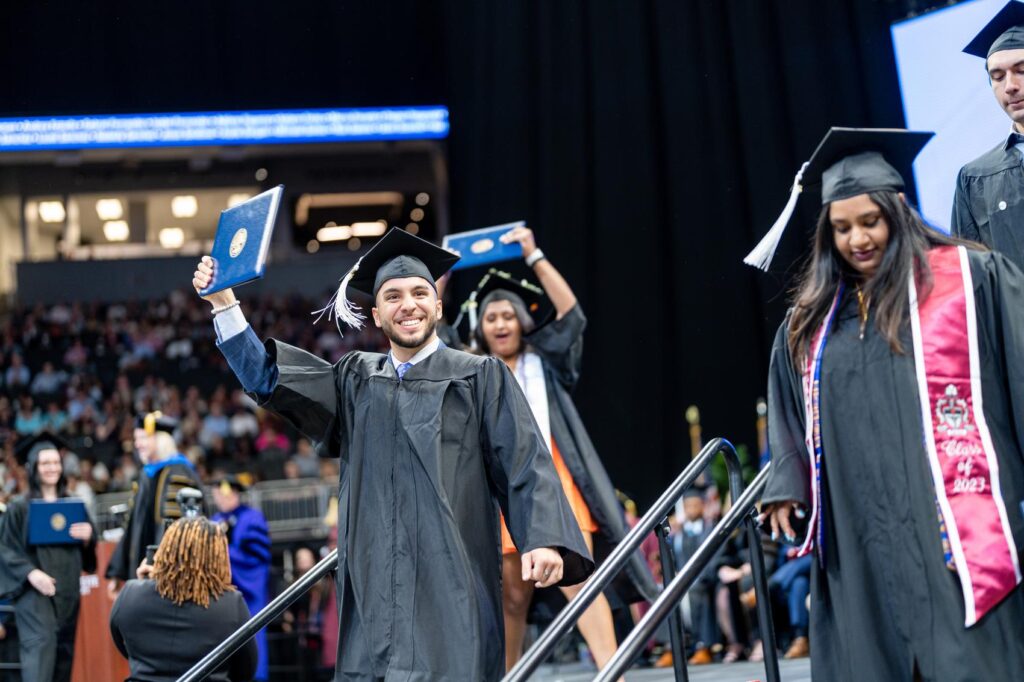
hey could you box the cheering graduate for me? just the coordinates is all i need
[106,412,202,589]
[212,475,272,681]
[952,0,1024,271]
[192,227,593,682]
[746,128,1024,681]
[0,433,96,682]
[469,225,657,672]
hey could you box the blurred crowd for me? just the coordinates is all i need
[0,289,391,507]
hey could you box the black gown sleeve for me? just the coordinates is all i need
[476,357,595,584]
[526,304,586,391]
[762,320,811,508]
[0,500,33,597]
[982,251,1024,460]
[253,340,344,458]
[951,169,982,242]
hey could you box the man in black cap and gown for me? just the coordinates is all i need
[192,227,593,681]
[105,411,201,592]
[953,0,1024,270]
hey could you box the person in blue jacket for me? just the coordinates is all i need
[212,474,272,681]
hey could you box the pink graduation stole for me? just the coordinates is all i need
[800,245,1020,626]
[909,245,1020,626]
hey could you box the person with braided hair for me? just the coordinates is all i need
[109,516,256,681]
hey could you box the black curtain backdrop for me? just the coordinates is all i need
[439,0,924,504]
[1,0,947,506]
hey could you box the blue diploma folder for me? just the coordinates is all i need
[199,185,284,296]
[442,221,525,272]
[28,499,88,546]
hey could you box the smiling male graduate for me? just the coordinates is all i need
[192,227,593,681]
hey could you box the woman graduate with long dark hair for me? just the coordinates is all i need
[747,128,1024,681]
[0,433,96,682]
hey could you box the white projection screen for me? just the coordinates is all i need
[891,0,1014,232]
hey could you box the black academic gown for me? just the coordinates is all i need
[763,250,1024,682]
[951,133,1024,273]
[526,305,660,603]
[106,458,202,582]
[0,495,97,682]
[252,341,593,681]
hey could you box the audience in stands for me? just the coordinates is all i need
[0,289,387,505]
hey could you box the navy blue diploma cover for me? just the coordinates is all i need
[28,499,88,546]
[442,221,525,272]
[199,185,284,296]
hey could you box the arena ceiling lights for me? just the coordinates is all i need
[0,106,449,152]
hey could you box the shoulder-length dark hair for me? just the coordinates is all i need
[787,191,982,368]
[28,453,68,499]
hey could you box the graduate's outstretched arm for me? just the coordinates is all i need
[501,225,577,319]
[193,255,279,399]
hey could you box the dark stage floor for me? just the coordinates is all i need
[534,658,811,682]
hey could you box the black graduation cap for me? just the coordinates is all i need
[464,268,551,337]
[314,227,461,333]
[963,0,1024,59]
[743,127,934,271]
[475,269,545,315]
[135,411,178,435]
[15,431,74,468]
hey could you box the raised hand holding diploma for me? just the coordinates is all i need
[193,256,237,310]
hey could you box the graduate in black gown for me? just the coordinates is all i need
[952,1,1024,272]
[0,433,96,682]
[467,226,658,673]
[192,227,594,682]
[105,412,202,591]
[745,128,1024,681]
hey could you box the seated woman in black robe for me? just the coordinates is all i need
[0,434,97,682]
[749,128,1024,681]
[109,516,256,682]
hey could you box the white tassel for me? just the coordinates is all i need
[743,161,810,271]
[312,258,366,335]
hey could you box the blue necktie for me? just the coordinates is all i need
[396,362,413,380]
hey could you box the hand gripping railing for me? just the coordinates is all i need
[504,438,780,682]
[177,548,338,682]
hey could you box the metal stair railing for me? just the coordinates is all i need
[595,464,776,682]
[176,548,338,682]
[504,438,780,682]
[177,437,779,682]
